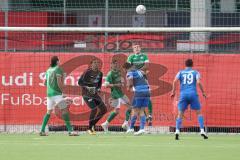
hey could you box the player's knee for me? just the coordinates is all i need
[61,108,69,115]
[99,105,107,114]
[196,110,201,116]
[127,104,133,110]
[126,108,132,113]
[114,108,120,114]
[47,110,53,114]
[177,112,184,119]
[139,109,145,116]
[133,109,139,116]
[58,100,68,110]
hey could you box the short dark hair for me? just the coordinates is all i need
[90,58,99,64]
[122,62,133,70]
[51,56,59,67]
[185,59,193,67]
[132,41,141,46]
[111,59,118,64]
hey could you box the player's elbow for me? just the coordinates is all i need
[172,79,177,85]
[196,80,201,84]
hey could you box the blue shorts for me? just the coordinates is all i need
[132,97,150,108]
[178,94,201,112]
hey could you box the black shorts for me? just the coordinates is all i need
[83,94,105,109]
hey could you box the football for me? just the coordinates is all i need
[136,5,146,14]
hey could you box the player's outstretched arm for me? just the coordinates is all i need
[197,80,207,98]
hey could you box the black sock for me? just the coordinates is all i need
[89,108,97,130]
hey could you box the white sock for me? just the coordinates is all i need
[200,129,204,133]
[123,120,128,124]
[175,129,180,134]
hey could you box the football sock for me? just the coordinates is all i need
[62,112,73,132]
[40,113,50,132]
[130,115,137,129]
[176,117,182,131]
[125,109,131,121]
[107,112,117,123]
[148,100,153,115]
[198,115,204,129]
[140,115,146,130]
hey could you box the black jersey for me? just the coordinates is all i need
[78,68,103,96]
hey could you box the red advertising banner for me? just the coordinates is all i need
[0,52,240,127]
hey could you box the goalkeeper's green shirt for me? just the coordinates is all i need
[46,66,64,97]
[127,52,149,69]
[105,70,124,99]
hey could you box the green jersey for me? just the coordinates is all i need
[105,70,124,99]
[127,52,149,69]
[45,66,64,97]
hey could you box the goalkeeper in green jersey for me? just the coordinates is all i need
[127,42,153,126]
[40,56,78,136]
[101,59,132,132]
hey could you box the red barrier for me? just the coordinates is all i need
[0,52,240,127]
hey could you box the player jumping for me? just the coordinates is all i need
[123,62,150,136]
[171,59,208,140]
[127,42,153,126]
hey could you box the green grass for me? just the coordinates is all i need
[0,133,239,160]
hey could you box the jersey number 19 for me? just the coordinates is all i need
[182,73,193,84]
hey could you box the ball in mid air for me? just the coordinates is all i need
[136,5,146,15]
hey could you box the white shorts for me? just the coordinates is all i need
[110,95,130,108]
[47,95,67,110]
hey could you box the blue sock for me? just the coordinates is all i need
[198,115,204,129]
[176,118,182,130]
[130,115,137,129]
[140,116,146,130]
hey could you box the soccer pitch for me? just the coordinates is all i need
[0,133,239,160]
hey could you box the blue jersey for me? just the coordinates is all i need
[176,68,200,95]
[127,70,150,97]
